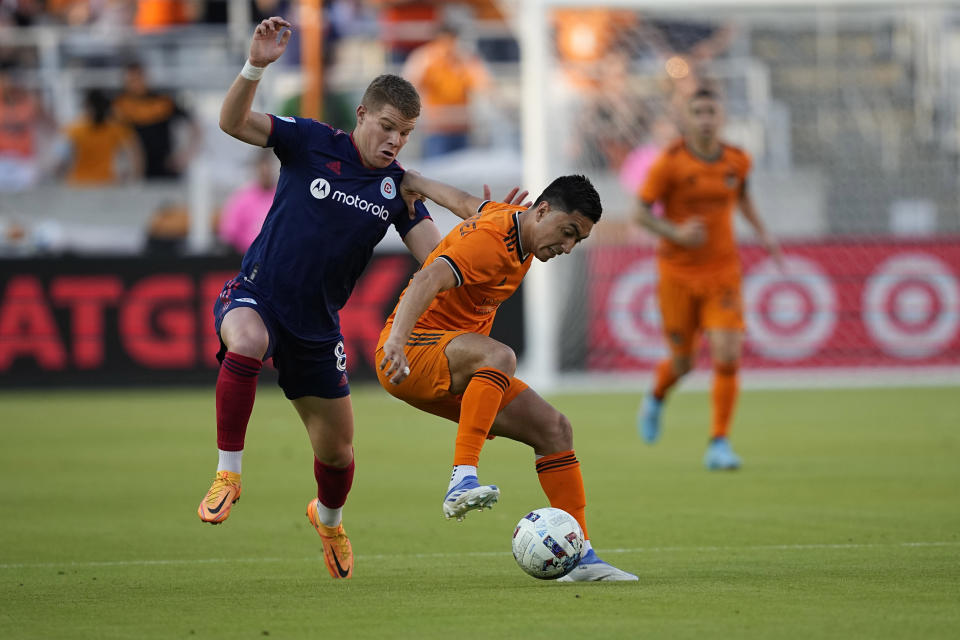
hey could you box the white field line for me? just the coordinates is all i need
[2,541,958,570]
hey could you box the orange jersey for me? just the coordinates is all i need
[384,201,531,336]
[63,118,134,184]
[641,139,751,279]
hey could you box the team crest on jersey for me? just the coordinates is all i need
[310,177,331,199]
[380,177,397,200]
[276,116,296,123]
[724,171,739,188]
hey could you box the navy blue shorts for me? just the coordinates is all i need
[213,275,351,400]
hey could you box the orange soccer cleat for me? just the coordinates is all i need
[197,471,242,524]
[306,499,353,579]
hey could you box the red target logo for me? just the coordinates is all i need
[605,259,667,362]
[863,253,959,358]
[744,256,837,360]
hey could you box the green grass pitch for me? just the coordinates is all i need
[2,385,958,639]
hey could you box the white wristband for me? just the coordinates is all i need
[240,60,265,81]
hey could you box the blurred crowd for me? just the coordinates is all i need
[1,0,733,255]
[0,60,199,189]
[0,1,289,29]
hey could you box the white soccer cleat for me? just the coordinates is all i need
[556,549,638,582]
[442,476,500,521]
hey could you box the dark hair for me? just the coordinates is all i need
[85,89,111,126]
[533,174,602,223]
[361,74,420,120]
[437,23,459,38]
[691,86,719,102]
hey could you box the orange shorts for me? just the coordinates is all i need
[375,327,529,424]
[658,271,744,357]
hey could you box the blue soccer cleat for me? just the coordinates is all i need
[704,436,742,470]
[442,476,499,521]
[556,549,638,582]
[638,394,663,444]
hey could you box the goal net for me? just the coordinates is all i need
[516,0,960,391]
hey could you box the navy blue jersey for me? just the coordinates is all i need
[238,115,430,341]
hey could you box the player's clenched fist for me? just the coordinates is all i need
[250,17,293,67]
[674,217,707,248]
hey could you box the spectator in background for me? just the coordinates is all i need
[134,0,193,31]
[0,67,48,191]
[251,0,291,22]
[54,0,135,27]
[377,1,438,64]
[553,8,637,90]
[61,88,143,185]
[0,0,43,26]
[401,23,491,158]
[144,200,189,255]
[112,61,201,180]
[217,148,278,254]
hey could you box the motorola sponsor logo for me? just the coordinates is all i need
[310,177,391,220]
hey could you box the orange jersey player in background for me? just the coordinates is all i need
[376,172,637,582]
[634,86,783,470]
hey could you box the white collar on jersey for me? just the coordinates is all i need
[512,210,528,262]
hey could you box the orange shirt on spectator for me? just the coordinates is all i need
[63,117,137,184]
[135,0,190,31]
[402,33,490,134]
[553,9,636,88]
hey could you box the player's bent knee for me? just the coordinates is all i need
[314,447,354,468]
[715,361,739,376]
[221,312,269,359]
[480,343,517,376]
[536,411,573,452]
[225,332,268,360]
[672,356,692,377]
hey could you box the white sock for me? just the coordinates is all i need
[217,449,243,474]
[448,464,478,490]
[314,499,342,528]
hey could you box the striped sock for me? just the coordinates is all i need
[452,368,509,467]
[314,456,355,526]
[536,450,588,540]
[215,351,261,452]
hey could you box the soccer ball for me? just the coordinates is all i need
[511,507,584,579]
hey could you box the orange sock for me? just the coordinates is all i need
[652,358,679,400]
[711,363,739,439]
[536,450,588,540]
[452,368,509,467]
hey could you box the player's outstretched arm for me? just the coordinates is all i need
[634,200,705,248]
[738,190,784,270]
[401,184,532,264]
[401,171,484,221]
[401,219,444,265]
[379,261,458,384]
[220,16,292,147]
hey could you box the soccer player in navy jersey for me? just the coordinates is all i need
[197,16,504,580]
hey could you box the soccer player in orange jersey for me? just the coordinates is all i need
[634,87,783,470]
[376,173,637,582]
